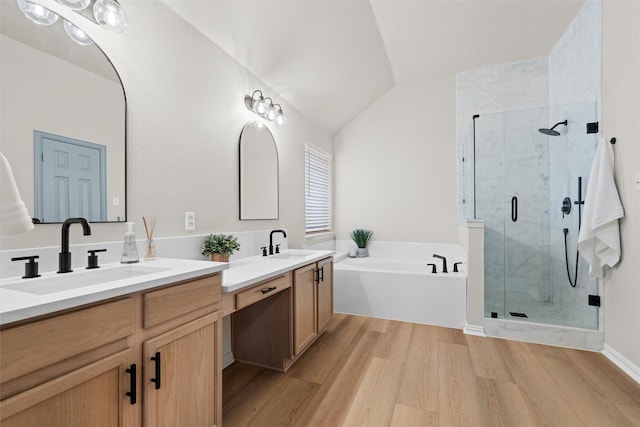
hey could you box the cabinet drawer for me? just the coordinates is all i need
[235,274,290,310]
[144,274,221,328]
[1,298,134,383]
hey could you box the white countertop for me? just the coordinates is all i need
[222,249,335,293]
[0,258,227,326]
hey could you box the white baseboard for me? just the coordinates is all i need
[602,344,640,384]
[222,351,235,369]
[463,323,486,337]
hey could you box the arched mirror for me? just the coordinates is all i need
[239,122,279,220]
[0,3,126,223]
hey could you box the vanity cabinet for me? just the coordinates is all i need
[227,256,334,371]
[143,313,220,427]
[316,257,334,333]
[0,273,222,427]
[0,298,136,427]
[293,257,333,356]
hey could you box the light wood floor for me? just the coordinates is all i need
[223,314,640,426]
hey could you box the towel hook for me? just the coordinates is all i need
[610,137,616,144]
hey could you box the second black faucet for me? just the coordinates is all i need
[268,229,287,255]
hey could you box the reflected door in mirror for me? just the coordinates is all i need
[35,131,107,222]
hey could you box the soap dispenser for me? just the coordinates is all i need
[121,222,139,264]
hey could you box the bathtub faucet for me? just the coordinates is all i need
[432,254,448,273]
[269,229,287,255]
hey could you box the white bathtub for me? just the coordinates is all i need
[334,251,467,329]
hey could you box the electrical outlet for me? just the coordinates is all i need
[112,196,119,206]
[185,212,195,231]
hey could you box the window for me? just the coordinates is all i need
[305,144,332,234]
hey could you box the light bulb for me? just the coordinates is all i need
[266,104,277,121]
[275,109,287,127]
[16,0,59,25]
[93,0,127,33]
[56,0,91,11]
[63,20,93,46]
[253,97,268,115]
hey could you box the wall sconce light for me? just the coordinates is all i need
[15,0,127,46]
[245,90,287,128]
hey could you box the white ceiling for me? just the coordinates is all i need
[163,0,585,135]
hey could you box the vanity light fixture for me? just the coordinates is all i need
[245,90,287,128]
[15,0,128,46]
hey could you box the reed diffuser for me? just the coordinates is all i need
[143,216,156,260]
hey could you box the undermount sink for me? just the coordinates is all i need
[271,253,308,260]
[270,249,318,260]
[0,264,168,295]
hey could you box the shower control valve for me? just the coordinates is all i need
[561,197,572,218]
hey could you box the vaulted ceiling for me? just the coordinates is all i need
[162,0,585,135]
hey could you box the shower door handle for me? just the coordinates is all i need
[511,196,518,222]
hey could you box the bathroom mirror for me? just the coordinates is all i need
[0,4,126,223]
[239,122,279,220]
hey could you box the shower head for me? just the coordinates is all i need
[538,120,568,136]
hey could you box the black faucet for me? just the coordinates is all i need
[58,218,91,273]
[433,254,448,273]
[269,229,287,255]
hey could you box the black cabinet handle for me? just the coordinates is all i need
[125,364,137,405]
[319,266,324,282]
[261,286,277,294]
[314,268,320,284]
[511,196,518,222]
[151,352,161,390]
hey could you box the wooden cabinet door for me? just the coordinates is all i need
[317,258,334,333]
[293,263,317,356]
[0,349,135,427]
[143,312,221,427]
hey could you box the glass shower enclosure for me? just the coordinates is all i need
[475,101,599,329]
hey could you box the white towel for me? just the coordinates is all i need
[0,152,35,237]
[577,138,624,279]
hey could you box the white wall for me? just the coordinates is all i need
[333,76,458,243]
[0,0,332,251]
[602,0,640,373]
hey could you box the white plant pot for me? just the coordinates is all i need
[356,248,369,257]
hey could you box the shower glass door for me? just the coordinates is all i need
[476,102,599,329]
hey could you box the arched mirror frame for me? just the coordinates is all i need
[0,1,127,223]
[239,122,279,220]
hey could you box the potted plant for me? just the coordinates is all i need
[349,228,373,257]
[201,233,240,262]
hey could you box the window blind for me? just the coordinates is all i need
[305,144,332,233]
